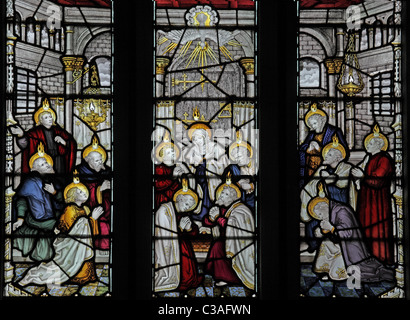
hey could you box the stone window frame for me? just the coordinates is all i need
[15,67,37,114]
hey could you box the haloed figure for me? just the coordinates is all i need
[76,135,112,252]
[154,132,183,209]
[13,144,64,262]
[9,98,77,179]
[299,104,348,188]
[351,125,395,265]
[307,189,394,283]
[18,174,104,287]
[184,124,229,221]
[204,174,256,289]
[154,179,203,292]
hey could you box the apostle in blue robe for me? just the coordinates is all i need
[13,145,64,262]
[299,104,349,189]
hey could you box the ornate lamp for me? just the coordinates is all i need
[76,99,110,131]
[337,32,364,97]
[336,32,364,149]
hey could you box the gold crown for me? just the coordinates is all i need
[215,171,242,200]
[155,131,180,162]
[64,170,89,201]
[307,183,329,220]
[173,178,199,210]
[29,142,54,169]
[228,130,253,161]
[82,135,107,162]
[364,124,388,151]
[322,135,346,160]
[33,98,57,126]
[304,103,327,126]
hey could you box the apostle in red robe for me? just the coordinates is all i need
[10,98,77,179]
[153,132,183,209]
[154,179,203,292]
[203,174,256,289]
[176,210,204,291]
[352,125,395,265]
[155,164,181,208]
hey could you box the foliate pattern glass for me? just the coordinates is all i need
[152,0,258,298]
[4,0,113,297]
[298,0,405,298]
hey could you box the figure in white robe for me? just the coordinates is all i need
[204,176,255,289]
[154,202,181,292]
[300,137,355,253]
[182,127,229,221]
[18,181,104,288]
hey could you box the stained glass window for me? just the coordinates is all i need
[298,0,406,298]
[3,0,113,297]
[152,0,258,298]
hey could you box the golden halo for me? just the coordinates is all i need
[33,98,57,126]
[364,124,388,151]
[155,132,180,163]
[304,103,327,127]
[307,183,329,220]
[64,170,89,200]
[82,135,107,163]
[187,122,212,141]
[228,130,253,160]
[322,135,346,160]
[173,178,199,211]
[307,197,329,220]
[29,142,54,169]
[215,172,242,200]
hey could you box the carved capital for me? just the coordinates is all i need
[156,57,170,75]
[324,57,343,74]
[61,56,86,72]
[239,57,255,75]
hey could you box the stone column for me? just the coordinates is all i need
[65,26,74,55]
[336,28,344,57]
[35,24,41,46]
[155,57,170,98]
[335,29,345,132]
[6,0,16,186]
[61,56,86,132]
[382,34,405,298]
[324,57,343,128]
[4,0,16,287]
[344,101,355,149]
[20,23,26,42]
[49,29,55,50]
[239,57,255,98]
[61,25,79,132]
[4,187,16,284]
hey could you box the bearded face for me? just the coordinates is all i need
[232,146,250,167]
[308,114,326,133]
[86,151,105,172]
[216,187,237,207]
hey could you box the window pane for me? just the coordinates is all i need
[298,0,405,298]
[152,0,258,298]
[4,0,113,298]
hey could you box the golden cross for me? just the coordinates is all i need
[172,73,217,92]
